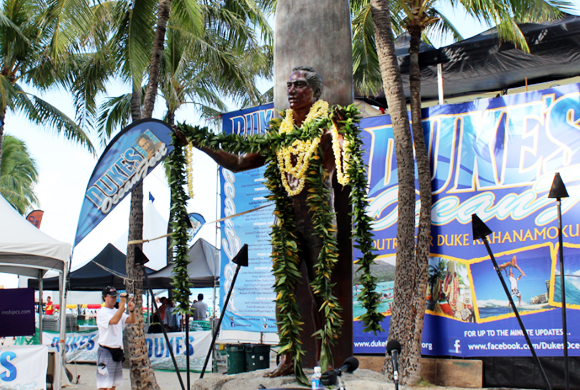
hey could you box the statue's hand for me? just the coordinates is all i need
[331,106,346,129]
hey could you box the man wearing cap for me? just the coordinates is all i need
[97,286,135,390]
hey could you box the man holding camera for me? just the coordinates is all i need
[97,286,135,390]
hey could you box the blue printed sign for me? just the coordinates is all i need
[42,329,212,371]
[74,119,174,247]
[353,83,580,357]
[219,104,278,332]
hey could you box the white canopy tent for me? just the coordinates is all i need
[0,195,70,390]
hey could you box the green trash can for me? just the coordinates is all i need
[245,344,270,372]
[226,344,247,374]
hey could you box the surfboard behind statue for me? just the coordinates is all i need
[273,0,354,369]
[274,0,353,109]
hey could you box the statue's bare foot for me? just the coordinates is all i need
[263,355,294,377]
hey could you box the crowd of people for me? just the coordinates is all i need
[147,293,210,334]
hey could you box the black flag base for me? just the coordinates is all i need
[200,244,249,378]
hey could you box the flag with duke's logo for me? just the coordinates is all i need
[74,119,174,247]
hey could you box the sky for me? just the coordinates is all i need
[1,3,579,291]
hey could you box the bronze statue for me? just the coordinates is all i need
[180,66,382,380]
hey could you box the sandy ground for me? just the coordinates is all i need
[2,338,506,390]
[63,362,490,390]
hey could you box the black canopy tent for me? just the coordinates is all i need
[357,14,580,107]
[28,243,155,291]
[146,238,219,289]
[28,239,220,291]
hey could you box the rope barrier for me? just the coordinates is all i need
[127,202,274,245]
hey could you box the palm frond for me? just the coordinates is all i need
[11,84,95,154]
[0,135,39,214]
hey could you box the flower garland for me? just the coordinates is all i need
[175,104,384,383]
[276,100,350,196]
[185,143,195,198]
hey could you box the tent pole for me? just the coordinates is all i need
[55,271,65,390]
[144,271,186,390]
[38,270,43,344]
[186,313,190,390]
[437,63,444,105]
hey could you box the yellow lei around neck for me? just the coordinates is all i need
[276,100,350,196]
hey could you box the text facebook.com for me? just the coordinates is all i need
[354,340,434,351]
[468,341,580,351]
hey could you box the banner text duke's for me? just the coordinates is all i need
[364,87,580,256]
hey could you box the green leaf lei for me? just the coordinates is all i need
[175,104,384,381]
[168,132,193,315]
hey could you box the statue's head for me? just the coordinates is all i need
[287,66,322,111]
[292,66,322,100]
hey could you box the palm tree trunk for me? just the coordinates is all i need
[0,107,7,179]
[132,84,143,120]
[124,3,173,387]
[166,109,175,264]
[142,0,172,118]
[124,82,161,390]
[370,0,421,385]
[406,23,432,384]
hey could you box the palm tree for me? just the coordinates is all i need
[0,0,94,177]
[75,1,271,387]
[0,135,38,214]
[368,0,421,383]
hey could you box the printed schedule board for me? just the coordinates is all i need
[220,83,580,357]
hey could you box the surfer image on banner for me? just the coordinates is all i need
[135,130,163,160]
[471,247,552,321]
[498,256,526,306]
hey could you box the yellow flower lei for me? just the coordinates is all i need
[186,143,195,198]
[330,123,351,185]
[277,100,351,195]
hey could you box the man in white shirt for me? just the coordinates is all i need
[97,286,135,390]
[192,293,208,321]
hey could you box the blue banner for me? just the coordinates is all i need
[219,104,278,332]
[74,119,174,247]
[353,82,580,357]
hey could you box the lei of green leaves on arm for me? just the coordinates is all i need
[175,104,383,383]
[168,132,193,315]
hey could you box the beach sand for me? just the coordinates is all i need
[64,362,483,390]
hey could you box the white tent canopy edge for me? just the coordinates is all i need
[0,194,70,390]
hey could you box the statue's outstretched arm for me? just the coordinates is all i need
[195,144,266,173]
[175,126,267,173]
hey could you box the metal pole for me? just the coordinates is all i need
[38,270,43,344]
[481,237,552,390]
[557,199,570,390]
[144,272,185,390]
[186,313,190,390]
[437,63,444,105]
[200,263,242,378]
